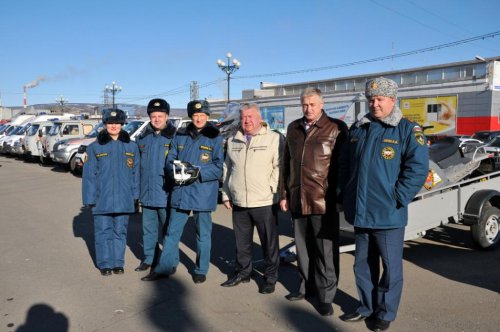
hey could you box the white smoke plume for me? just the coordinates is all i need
[24,76,46,89]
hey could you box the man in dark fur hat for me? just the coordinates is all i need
[142,100,223,284]
[134,98,177,273]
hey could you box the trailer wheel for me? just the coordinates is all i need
[471,207,500,249]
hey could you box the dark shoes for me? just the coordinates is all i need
[373,318,391,331]
[141,272,169,281]
[113,267,124,274]
[341,312,368,322]
[100,268,112,276]
[285,292,305,301]
[192,274,206,284]
[220,274,251,287]
[318,302,334,316]
[259,282,275,294]
[134,262,151,272]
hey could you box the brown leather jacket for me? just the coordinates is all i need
[280,112,345,215]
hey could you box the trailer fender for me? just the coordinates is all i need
[462,189,500,226]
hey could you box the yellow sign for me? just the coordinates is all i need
[400,96,457,135]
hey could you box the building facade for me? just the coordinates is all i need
[211,56,500,136]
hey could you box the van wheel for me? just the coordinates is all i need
[471,207,500,249]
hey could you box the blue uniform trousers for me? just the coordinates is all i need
[155,208,213,276]
[353,227,405,321]
[94,214,129,269]
[141,207,167,265]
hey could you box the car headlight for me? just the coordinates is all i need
[57,143,69,150]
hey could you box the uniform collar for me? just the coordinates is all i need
[356,106,403,127]
[97,129,131,145]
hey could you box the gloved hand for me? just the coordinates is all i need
[172,160,200,185]
[134,200,141,213]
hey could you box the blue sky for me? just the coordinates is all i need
[1,0,500,108]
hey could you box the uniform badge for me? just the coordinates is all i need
[195,103,202,109]
[200,153,210,163]
[370,82,379,89]
[126,158,134,168]
[381,146,395,160]
[413,126,425,146]
[111,111,117,117]
[154,102,161,107]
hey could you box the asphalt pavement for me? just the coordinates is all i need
[0,155,499,332]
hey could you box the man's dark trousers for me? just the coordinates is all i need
[232,205,279,284]
[293,213,338,303]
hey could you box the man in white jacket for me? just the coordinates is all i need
[221,103,281,294]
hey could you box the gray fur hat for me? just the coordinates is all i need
[365,77,398,98]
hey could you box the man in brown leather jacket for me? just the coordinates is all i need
[280,87,346,316]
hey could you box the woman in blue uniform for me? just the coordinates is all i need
[82,109,140,276]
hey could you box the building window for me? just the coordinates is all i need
[474,64,487,78]
[443,67,461,80]
[335,80,346,91]
[402,73,416,85]
[354,79,366,91]
[463,65,474,78]
[415,72,427,83]
[427,69,442,82]
[386,75,401,84]
[346,80,354,91]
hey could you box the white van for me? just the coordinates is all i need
[44,119,99,163]
[23,114,74,160]
[73,118,150,174]
[0,114,35,140]
[0,115,36,154]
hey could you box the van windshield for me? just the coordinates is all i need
[85,123,104,138]
[123,121,145,135]
[27,124,40,136]
[48,123,62,136]
[10,126,24,135]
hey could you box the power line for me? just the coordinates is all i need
[232,30,500,80]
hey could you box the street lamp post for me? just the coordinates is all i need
[105,81,122,110]
[217,52,240,102]
[55,95,68,113]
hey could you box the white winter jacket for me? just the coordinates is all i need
[222,122,281,208]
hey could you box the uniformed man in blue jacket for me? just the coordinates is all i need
[141,100,223,284]
[82,109,140,276]
[134,98,177,272]
[339,77,429,331]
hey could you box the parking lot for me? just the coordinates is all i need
[1,155,499,332]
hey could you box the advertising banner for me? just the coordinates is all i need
[260,106,285,133]
[324,102,356,126]
[400,95,457,135]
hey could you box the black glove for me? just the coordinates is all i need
[134,200,141,213]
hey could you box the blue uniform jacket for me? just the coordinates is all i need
[166,122,223,212]
[82,130,140,215]
[339,107,429,229]
[136,122,176,207]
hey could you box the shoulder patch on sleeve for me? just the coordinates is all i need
[413,125,425,145]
